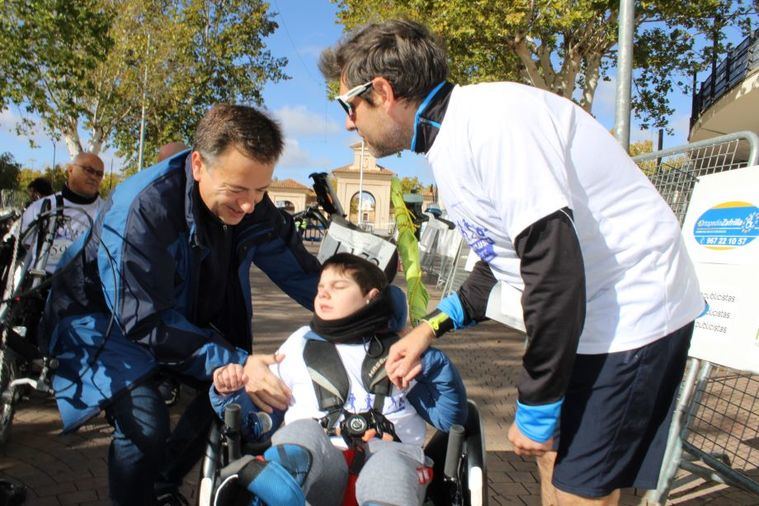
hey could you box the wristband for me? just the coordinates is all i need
[421,309,454,338]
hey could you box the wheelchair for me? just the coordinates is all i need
[197,399,488,506]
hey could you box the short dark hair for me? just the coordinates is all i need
[319,19,448,104]
[27,177,54,197]
[321,253,388,295]
[193,104,284,165]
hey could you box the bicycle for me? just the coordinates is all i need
[0,200,74,445]
[291,172,343,243]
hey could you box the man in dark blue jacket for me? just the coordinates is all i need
[43,104,321,504]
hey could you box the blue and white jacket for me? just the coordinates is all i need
[44,152,321,432]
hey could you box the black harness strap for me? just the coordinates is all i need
[303,333,400,435]
[303,339,348,433]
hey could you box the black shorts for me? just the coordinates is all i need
[552,322,694,497]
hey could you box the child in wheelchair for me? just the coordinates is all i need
[208,252,468,506]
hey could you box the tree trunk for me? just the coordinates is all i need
[88,130,104,155]
[63,129,83,159]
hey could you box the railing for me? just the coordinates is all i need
[691,29,759,128]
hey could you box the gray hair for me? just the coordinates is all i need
[319,19,448,104]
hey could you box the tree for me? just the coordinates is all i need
[0,0,113,155]
[109,0,288,173]
[331,0,757,132]
[398,176,423,195]
[0,0,287,167]
[0,153,22,190]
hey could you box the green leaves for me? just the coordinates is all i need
[0,0,288,170]
[0,152,23,190]
[331,0,757,133]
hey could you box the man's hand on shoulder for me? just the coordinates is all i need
[386,324,435,389]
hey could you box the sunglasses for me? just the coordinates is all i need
[336,81,373,117]
[74,164,105,179]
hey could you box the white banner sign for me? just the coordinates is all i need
[681,165,759,373]
[317,220,397,273]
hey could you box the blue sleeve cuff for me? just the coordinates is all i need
[436,293,470,329]
[515,398,563,443]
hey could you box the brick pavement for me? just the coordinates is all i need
[1,264,756,505]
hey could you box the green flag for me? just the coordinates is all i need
[391,177,429,325]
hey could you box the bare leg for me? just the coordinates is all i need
[536,451,621,506]
[537,451,559,506]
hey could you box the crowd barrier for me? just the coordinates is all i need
[633,131,759,503]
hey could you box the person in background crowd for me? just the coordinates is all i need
[26,177,54,205]
[17,152,105,273]
[157,142,190,163]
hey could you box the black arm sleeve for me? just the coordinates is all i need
[515,207,585,405]
[456,260,497,323]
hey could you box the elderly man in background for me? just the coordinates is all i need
[17,152,105,273]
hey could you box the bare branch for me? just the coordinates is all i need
[513,36,548,89]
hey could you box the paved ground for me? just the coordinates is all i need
[1,262,757,505]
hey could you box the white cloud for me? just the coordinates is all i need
[273,105,340,137]
[278,137,331,170]
[279,138,311,167]
[0,108,18,130]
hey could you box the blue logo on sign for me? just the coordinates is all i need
[693,201,759,250]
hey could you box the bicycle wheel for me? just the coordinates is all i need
[0,215,45,446]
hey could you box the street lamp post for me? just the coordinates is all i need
[613,0,635,151]
[137,34,151,172]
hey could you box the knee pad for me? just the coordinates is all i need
[271,420,348,506]
[239,457,306,506]
[263,443,312,487]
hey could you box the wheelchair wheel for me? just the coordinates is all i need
[0,345,17,445]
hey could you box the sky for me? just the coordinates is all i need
[0,1,740,185]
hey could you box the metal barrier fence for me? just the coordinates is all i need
[634,131,759,503]
[418,216,468,290]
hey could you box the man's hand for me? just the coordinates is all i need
[243,353,292,413]
[212,364,248,394]
[386,324,435,389]
[508,423,553,457]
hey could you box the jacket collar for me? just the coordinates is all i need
[410,81,455,154]
[182,154,201,244]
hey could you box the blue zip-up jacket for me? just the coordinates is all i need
[43,152,321,432]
